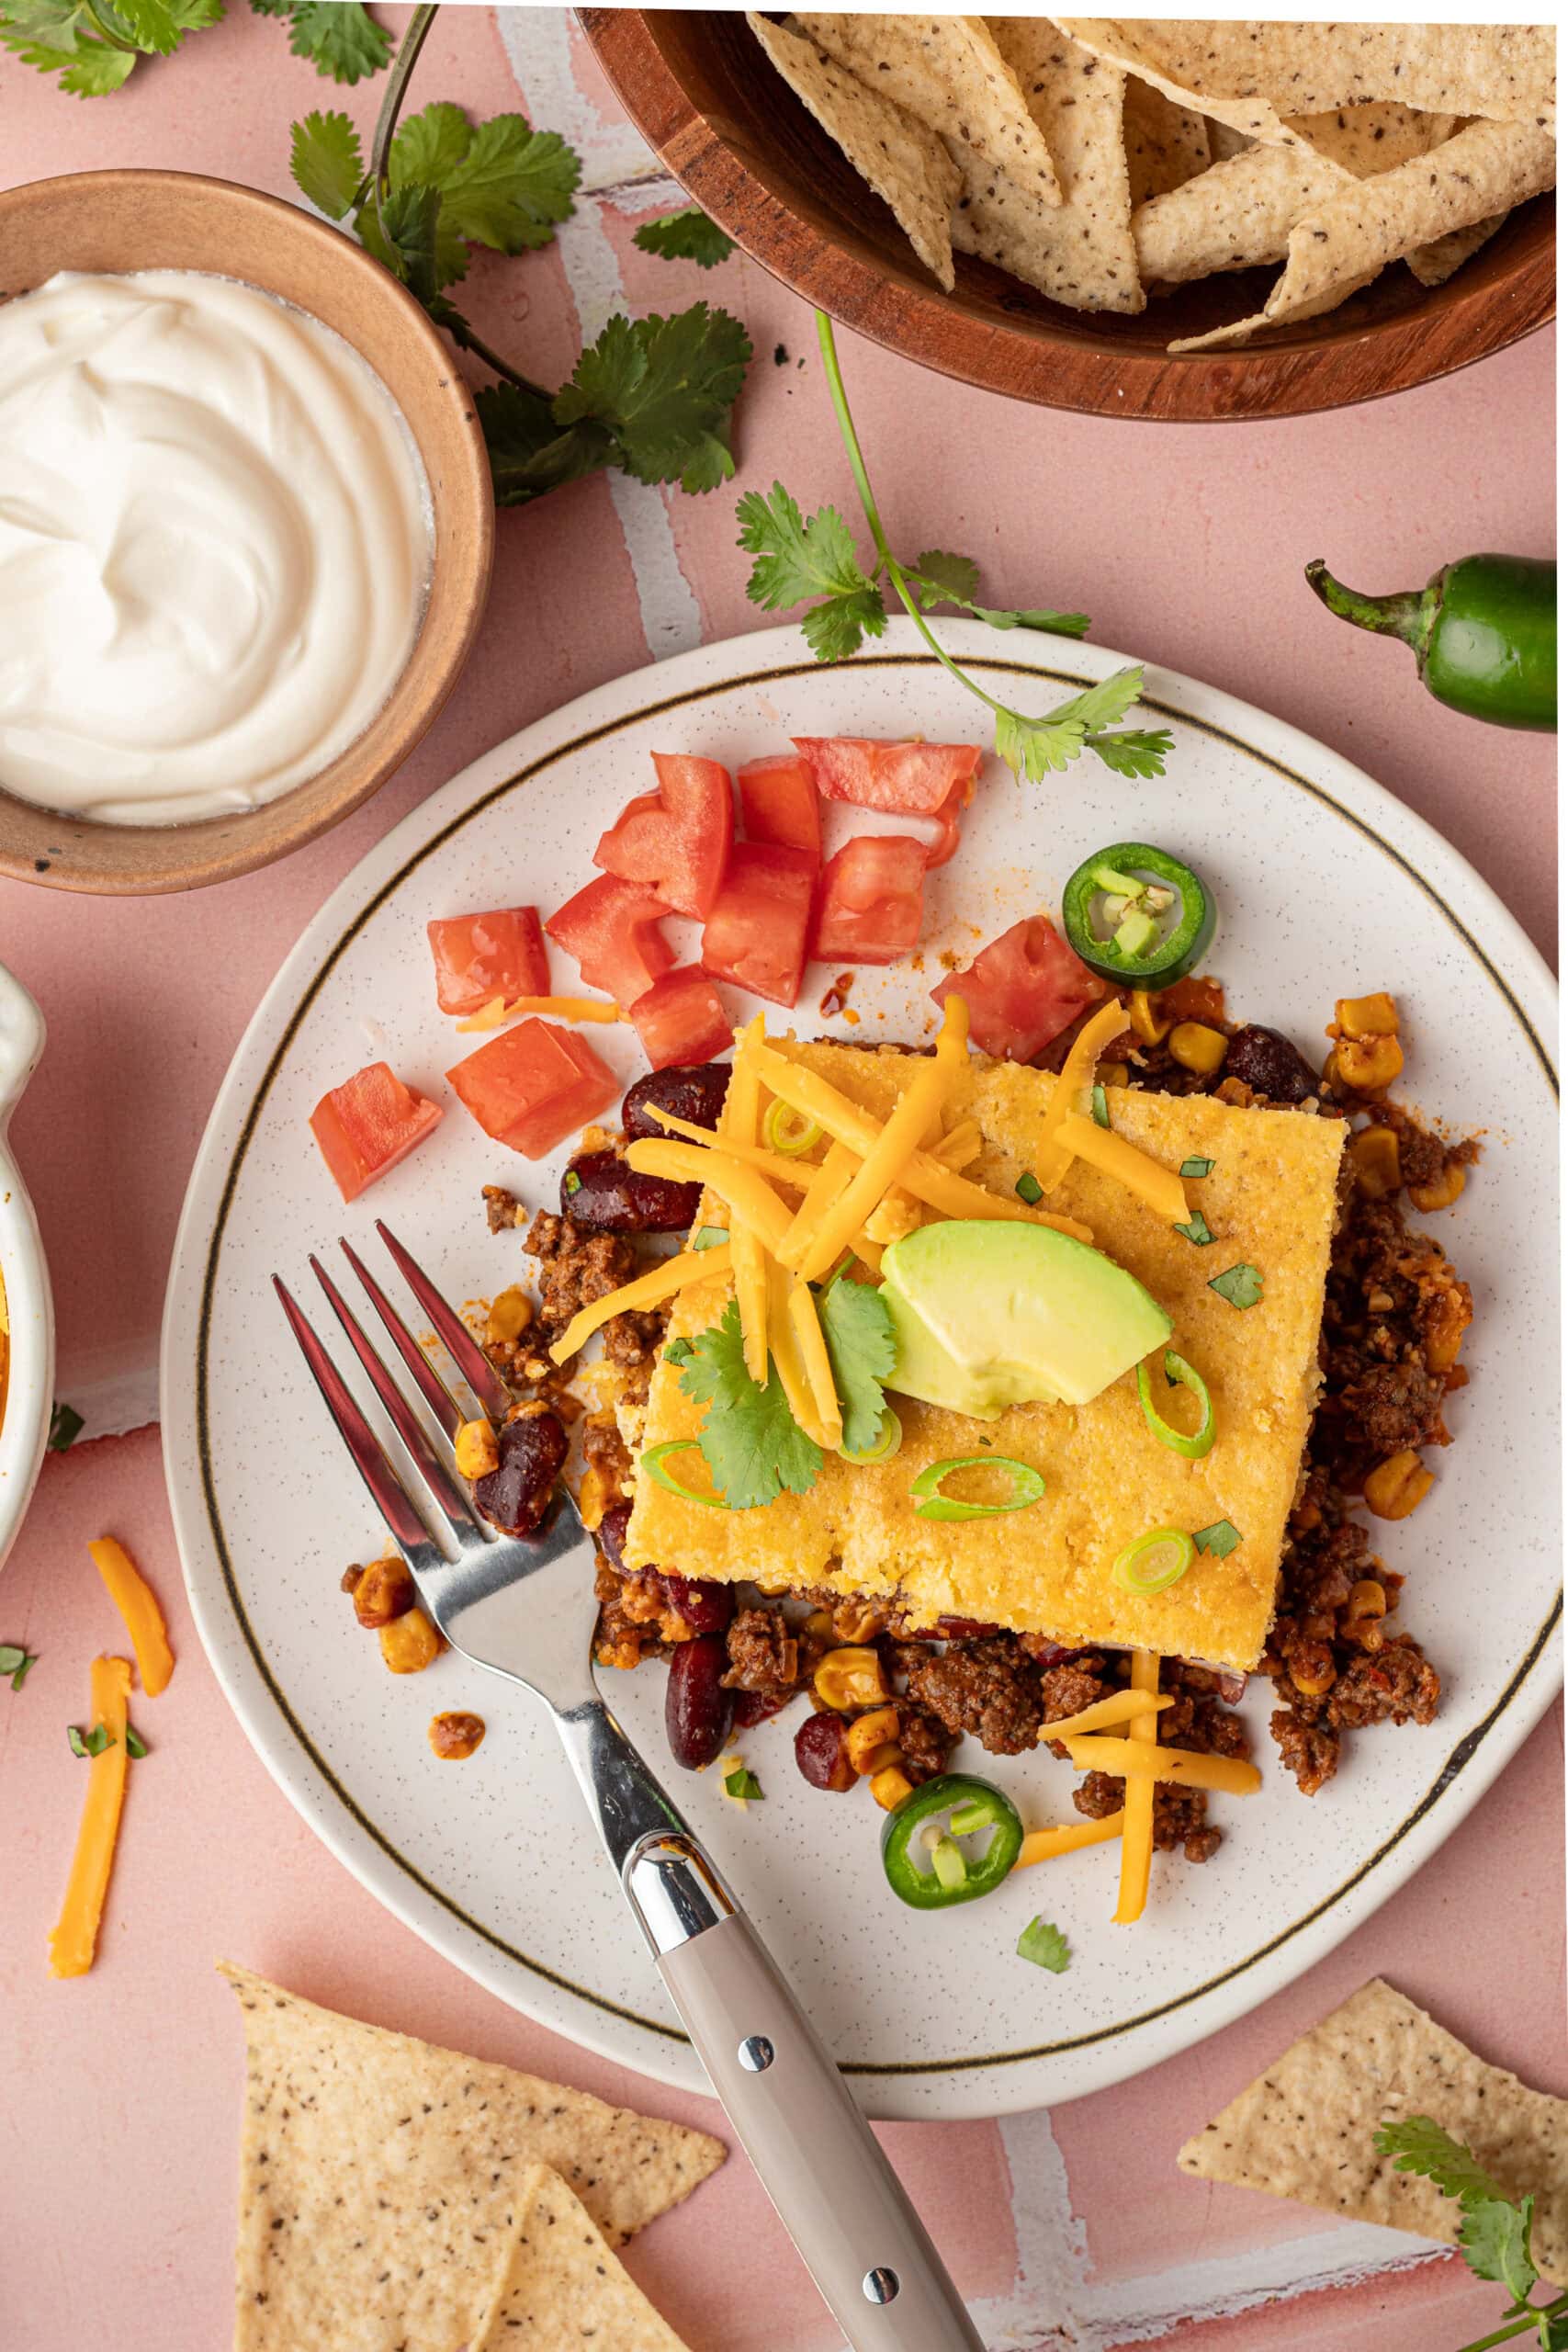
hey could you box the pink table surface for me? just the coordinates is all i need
[0,11,1560,2350]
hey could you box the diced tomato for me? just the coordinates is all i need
[546,875,673,1007]
[627,967,734,1069]
[594,752,735,921]
[919,780,972,871]
[737,752,822,865]
[791,736,983,818]
[701,845,815,1008]
[932,917,1105,1061]
[426,908,549,1017]
[310,1063,444,1201]
[812,834,927,967]
[446,1019,618,1159]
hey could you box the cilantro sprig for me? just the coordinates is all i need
[739,313,1174,786]
[1374,2118,1568,2348]
[0,0,387,96]
[249,0,389,84]
[634,207,736,269]
[288,6,750,513]
[817,1264,896,1458]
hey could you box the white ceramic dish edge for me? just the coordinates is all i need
[0,962,54,1572]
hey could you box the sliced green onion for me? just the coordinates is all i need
[1090,1083,1111,1129]
[1135,1350,1215,1460]
[763,1099,823,1157]
[1179,1155,1214,1180]
[910,1454,1045,1522]
[840,1406,904,1466]
[1015,1170,1043,1204]
[948,1798,993,1836]
[640,1440,728,1510]
[1111,1525,1196,1596]
[930,1836,968,1891]
[564,1170,582,1194]
[691,1224,729,1250]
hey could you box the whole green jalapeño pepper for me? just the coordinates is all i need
[880,1772,1023,1909]
[1306,554,1556,732]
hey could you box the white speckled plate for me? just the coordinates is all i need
[161,619,1559,2120]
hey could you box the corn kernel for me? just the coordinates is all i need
[1337,992,1399,1037]
[1364,1449,1434,1521]
[870,1765,913,1812]
[813,1645,890,1713]
[1424,1288,1472,1374]
[1335,1033,1404,1093]
[576,1463,612,1532]
[486,1285,534,1346]
[379,1607,442,1675]
[1408,1160,1466,1213]
[1168,1021,1228,1077]
[454,1419,500,1479]
[1346,1578,1388,1623]
[846,1706,902,1772]
[1129,990,1172,1046]
[1349,1125,1402,1200]
[1290,1657,1337,1697]
[804,1609,835,1641]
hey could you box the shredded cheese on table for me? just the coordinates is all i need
[88,1537,175,1697]
[49,1655,133,1979]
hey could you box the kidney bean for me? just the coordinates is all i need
[794,1708,857,1792]
[562,1148,701,1235]
[1023,1639,1096,1668]
[1224,1024,1319,1105]
[665,1633,733,1769]
[472,1409,567,1537]
[897,1616,1003,1645]
[622,1061,733,1143]
[731,1687,790,1732]
[595,1499,632,1574]
[664,1574,734,1636]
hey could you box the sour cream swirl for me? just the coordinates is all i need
[0,270,431,826]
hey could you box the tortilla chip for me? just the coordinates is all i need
[1134,104,1446,285]
[749,16,961,290]
[1057,22,1555,137]
[1170,116,1557,350]
[1122,74,1213,204]
[793,13,1063,204]
[1409,209,1509,287]
[950,20,1141,311]
[471,2166,692,2350]
[1179,1979,1568,2288]
[220,1963,725,2351]
[1203,120,1253,164]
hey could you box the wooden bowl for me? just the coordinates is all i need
[581,9,1555,423]
[0,170,494,895]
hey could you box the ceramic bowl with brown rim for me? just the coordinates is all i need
[0,170,495,896]
[581,9,1555,424]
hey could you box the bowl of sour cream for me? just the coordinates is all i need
[0,170,494,893]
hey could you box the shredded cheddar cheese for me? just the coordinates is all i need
[787,1279,842,1451]
[49,1655,132,1979]
[1114,1650,1162,1926]
[548,1242,733,1365]
[766,1261,831,1445]
[1013,1815,1125,1870]
[1064,1734,1261,1798]
[726,1017,770,1385]
[625,1138,795,1255]
[1036,1687,1174,1743]
[1052,1112,1190,1225]
[87,1537,175,1697]
[1038,1000,1130,1193]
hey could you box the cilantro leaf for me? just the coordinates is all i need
[0,0,138,96]
[356,183,443,305]
[676,1301,823,1510]
[290,110,364,219]
[692,1225,730,1250]
[909,549,980,607]
[1017,1917,1071,1973]
[9,1650,38,1692]
[663,1337,695,1365]
[634,208,736,268]
[817,1269,896,1457]
[995,668,1150,784]
[1209,1262,1263,1309]
[723,1765,762,1800]
[1461,2194,1540,2306]
[1375,2119,1514,2210]
[557,306,752,494]
[1192,1519,1241,1558]
[272,0,390,85]
[390,97,473,188]
[1089,727,1176,780]
[48,1402,84,1452]
[113,0,218,53]
[125,1723,149,1759]
[435,117,581,254]
[68,1722,114,1758]
[475,382,612,509]
[738,485,886,660]
[1173,1210,1214,1246]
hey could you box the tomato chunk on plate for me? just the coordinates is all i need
[446,1019,618,1159]
[738,752,822,865]
[627,967,734,1069]
[931,916,1104,1061]
[547,875,673,1008]
[813,834,927,967]
[310,1063,444,1201]
[594,753,735,921]
[701,844,815,1007]
[426,908,549,1017]
[792,736,982,817]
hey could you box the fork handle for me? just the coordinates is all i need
[654,1901,985,2352]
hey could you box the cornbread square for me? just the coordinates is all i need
[625,1046,1345,1670]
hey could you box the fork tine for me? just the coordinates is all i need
[310,1255,484,1548]
[338,1236,468,1439]
[273,1276,441,1571]
[375,1218,515,1422]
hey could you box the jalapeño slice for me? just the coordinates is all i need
[881,1772,1024,1909]
[1062,842,1215,991]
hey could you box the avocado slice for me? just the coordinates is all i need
[880,1218,1172,1419]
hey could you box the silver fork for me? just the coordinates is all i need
[276,1217,984,2352]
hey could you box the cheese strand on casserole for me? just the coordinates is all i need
[1038,1000,1131,1193]
[1053,1112,1190,1225]
[725,1016,770,1385]
[548,1242,733,1365]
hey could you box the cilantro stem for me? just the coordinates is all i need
[814,311,1009,725]
[1461,2293,1568,2352]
